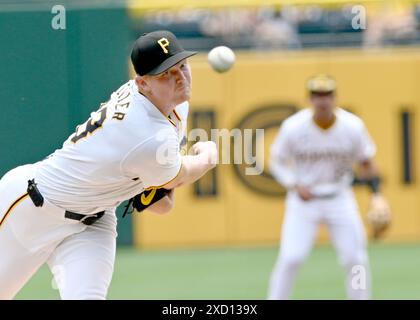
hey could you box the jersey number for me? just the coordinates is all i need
[71,106,107,143]
[70,84,131,144]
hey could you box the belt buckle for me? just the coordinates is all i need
[79,214,97,224]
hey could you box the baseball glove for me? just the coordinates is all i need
[122,188,171,217]
[367,194,392,239]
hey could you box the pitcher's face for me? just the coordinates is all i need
[146,59,192,106]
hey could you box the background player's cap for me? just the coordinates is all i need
[306,74,337,93]
[131,30,197,76]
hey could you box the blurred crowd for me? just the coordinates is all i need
[132,3,420,51]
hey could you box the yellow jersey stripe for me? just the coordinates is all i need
[0,193,29,227]
[147,163,182,190]
[167,116,176,127]
[173,109,182,122]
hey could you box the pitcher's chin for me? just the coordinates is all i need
[176,91,191,104]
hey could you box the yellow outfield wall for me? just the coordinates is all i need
[134,47,420,249]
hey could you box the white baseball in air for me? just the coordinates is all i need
[207,46,236,73]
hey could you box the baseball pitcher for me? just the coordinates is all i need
[0,31,217,299]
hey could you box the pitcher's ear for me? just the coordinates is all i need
[135,75,149,93]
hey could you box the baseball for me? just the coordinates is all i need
[207,46,236,73]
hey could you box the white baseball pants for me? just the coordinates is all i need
[0,164,117,299]
[267,190,371,300]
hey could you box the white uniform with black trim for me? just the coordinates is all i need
[0,80,188,299]
[267,108,375,300]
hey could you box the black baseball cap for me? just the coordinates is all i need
[131,30,197,76]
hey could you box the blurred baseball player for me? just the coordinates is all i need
[267,74,391,300]
[0,30,218,299]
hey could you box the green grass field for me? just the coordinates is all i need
[15,242,420,300]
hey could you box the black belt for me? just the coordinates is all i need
[64,210,104,225]
[27,179,104,226]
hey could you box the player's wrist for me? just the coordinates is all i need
[366,176,381,194]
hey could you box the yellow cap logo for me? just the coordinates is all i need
[157,38,170,54]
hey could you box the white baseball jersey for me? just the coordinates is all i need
[268,107,374,300]
[35,80,188,215]
[270,107,376,196]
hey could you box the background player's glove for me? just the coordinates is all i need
[123,188,171,217]
[367,194,392,239]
